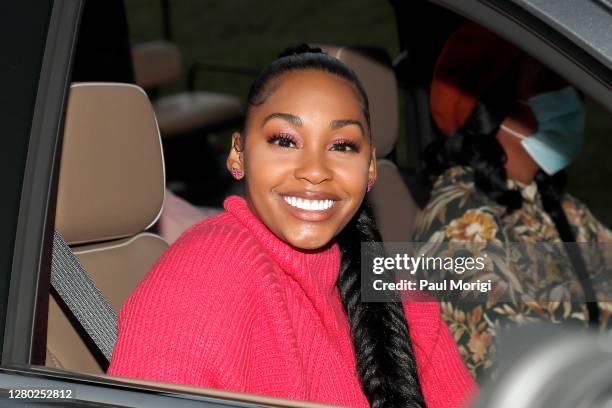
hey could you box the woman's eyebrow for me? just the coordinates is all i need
[262,113,364,134]
[262,112,303,127]
[330,119,364,134]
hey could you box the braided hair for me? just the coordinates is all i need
[423,60,600,326]
[241,44,425,408]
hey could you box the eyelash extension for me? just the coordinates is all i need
[268,134,359,152]
[332,141,360,153]
[268,133,297,148]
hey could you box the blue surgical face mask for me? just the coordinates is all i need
[500,86,586,175]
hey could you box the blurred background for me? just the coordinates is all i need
[123,0,612,225]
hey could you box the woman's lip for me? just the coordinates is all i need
[277,192,341,222]
[278,190,341,201]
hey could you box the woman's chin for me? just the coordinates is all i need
[284,231,334,251]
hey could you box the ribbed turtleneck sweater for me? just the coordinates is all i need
[108,196,476,407]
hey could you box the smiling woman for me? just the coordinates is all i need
[107,45,476,408]
[229,67,374,249]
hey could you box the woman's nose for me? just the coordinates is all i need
[294,150,332,185]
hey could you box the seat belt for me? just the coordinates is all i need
[50,230,117,362]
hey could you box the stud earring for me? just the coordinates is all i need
[367,179,375,192]
[231,168,244,180]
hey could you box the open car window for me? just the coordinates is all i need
[2,0,612,407]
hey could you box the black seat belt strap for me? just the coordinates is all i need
[50,230,117,362]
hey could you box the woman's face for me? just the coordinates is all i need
[228,69,376,250]
[496,56,570,182]
[500,56,568,137]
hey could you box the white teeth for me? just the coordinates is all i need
[283,196,334,211]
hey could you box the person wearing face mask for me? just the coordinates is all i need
[413,22,612,382]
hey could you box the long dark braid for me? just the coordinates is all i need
[243,44,425,407]
[336,201,425,407]
[424,60,600,326]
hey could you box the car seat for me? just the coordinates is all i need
[319,45,421,241]
[46,83,168,374]
[131,41,242,136]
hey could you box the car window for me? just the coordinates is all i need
[569,98,612,226]
[9,0,612,406]
[403,6,612,383]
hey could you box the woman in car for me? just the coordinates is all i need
[108,45,475,408]
[414,23,612,381]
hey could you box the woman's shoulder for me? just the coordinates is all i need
[562,193,612,242]
[175,210,248,244]
[127,210,273,308]
[415,166,503,241]
[402,299,478,405]
[402,300,444,355]
[168,210,267,263]
[428,166,500,211]
[109,210,278,386]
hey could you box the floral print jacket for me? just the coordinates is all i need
[413,165,612,382]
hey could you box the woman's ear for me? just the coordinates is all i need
[226,132,245,175]
[368,145,378,182]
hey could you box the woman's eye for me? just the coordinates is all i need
[331,141,360,153]
[268,134,297,148]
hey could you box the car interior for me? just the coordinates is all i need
[131,40,243,143]
[47,82,168,374]
[38,0,612,401]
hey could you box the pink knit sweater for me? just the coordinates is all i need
[108,196,476,407]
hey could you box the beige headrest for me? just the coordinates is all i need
[320,45,398,158]
[55,83,165,245]
[132,41,182,88]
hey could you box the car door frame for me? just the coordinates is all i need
[2,0,83,367]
